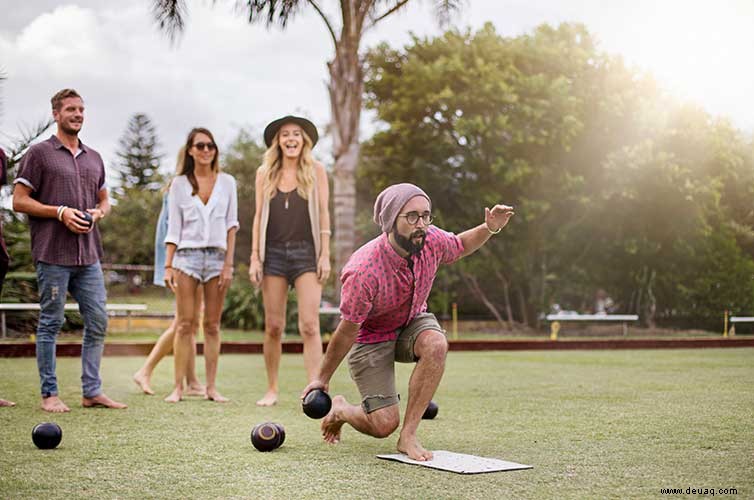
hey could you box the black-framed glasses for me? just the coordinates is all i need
[397,211,434,225]
[193,142,216,151]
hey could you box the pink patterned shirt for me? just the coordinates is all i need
[339,226,464,344]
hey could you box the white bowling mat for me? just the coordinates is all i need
[377,450,532,474]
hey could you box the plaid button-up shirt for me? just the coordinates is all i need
[15,135,106,266]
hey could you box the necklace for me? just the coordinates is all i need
[284,191,291,210]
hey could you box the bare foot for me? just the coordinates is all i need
[82,393,127,409]
[185,382,206,397]
[256,390,278,407]
[164,388,182,403]
[205,388,229,403]
[397,433,433,461]
[0,398,15,407]
[41,396,70,413]
[321,395,347,444]
[132,371,154,395]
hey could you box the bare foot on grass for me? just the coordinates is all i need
[185,382,206,397]
[164,388,182,403]
[0,398,16,407]
[321,395,347,444]
[256,390,278,407]
[41,396,70,413]
[205,388,229,403]
[132,371,154,395]
[82,393,127,409]
[397,433,433,461]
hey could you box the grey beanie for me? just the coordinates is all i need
[373,183,432,233]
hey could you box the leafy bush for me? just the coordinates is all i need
[221,267,299,334]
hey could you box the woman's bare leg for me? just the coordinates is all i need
[133,318,176,395]
[185,286,205,395]
[257,275,289,406]
[201,276,229,402]
[135,286,204,395]
[165,271,200,403]
[294,272,323,382]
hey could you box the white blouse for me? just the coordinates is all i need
[165,173,239,251]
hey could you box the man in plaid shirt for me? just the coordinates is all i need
[303,183,514,461]
[13,89,126,412]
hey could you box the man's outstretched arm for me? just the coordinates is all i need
[458,204,515,258]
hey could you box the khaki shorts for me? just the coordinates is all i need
[347,312,445,414]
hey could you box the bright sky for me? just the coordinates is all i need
[1,0,752,184]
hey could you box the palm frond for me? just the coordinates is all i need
[151,0,188,41]
[240,0,305,28]
[433,0,464,27]
[3,119,54,173]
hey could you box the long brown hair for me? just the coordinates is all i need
[178,127,220,195]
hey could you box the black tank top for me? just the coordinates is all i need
[266,188,313,244]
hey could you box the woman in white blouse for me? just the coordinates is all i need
[163,127,239,403]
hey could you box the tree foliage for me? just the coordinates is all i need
[100,114,165,265]
[114,113,164,193]
[362,23,754,329]
[221,128,266,264]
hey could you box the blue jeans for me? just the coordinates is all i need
[35,262,108,398]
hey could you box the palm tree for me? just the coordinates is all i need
[150,0,463,293]
[0,70,53,178]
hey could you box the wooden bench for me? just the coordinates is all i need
[545,313,640,339]
[0,303,148,338]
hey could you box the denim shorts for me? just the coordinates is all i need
[173,247,225,283]
[263,240,317,286]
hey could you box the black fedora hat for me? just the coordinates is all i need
[264,115,319,148]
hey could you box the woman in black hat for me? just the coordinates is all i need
[250,116,331,406]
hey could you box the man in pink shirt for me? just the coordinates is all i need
[302,183,514,461]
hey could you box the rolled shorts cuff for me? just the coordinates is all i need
[362,393,400,414]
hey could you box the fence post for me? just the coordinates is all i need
[451,302,458,340]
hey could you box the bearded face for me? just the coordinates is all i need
[392,226,427,255]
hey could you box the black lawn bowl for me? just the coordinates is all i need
[81,212,93,228]
[422,400,439,420]
[251,422,283,452]
[273,423,286,446]
[32,422,62,449]
[302,389,332,419]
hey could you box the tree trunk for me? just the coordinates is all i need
[494,269,516,331]
[460,271,507,329]
[328,36,363,298]
[516,286,530,326]
[645,267,657,329]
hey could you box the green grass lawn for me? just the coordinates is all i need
[1,349,752,499]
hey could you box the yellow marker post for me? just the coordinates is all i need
[723,310,728,338]
[452,302,458,341]
[550,321,560,341]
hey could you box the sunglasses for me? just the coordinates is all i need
[193,142,216,151]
